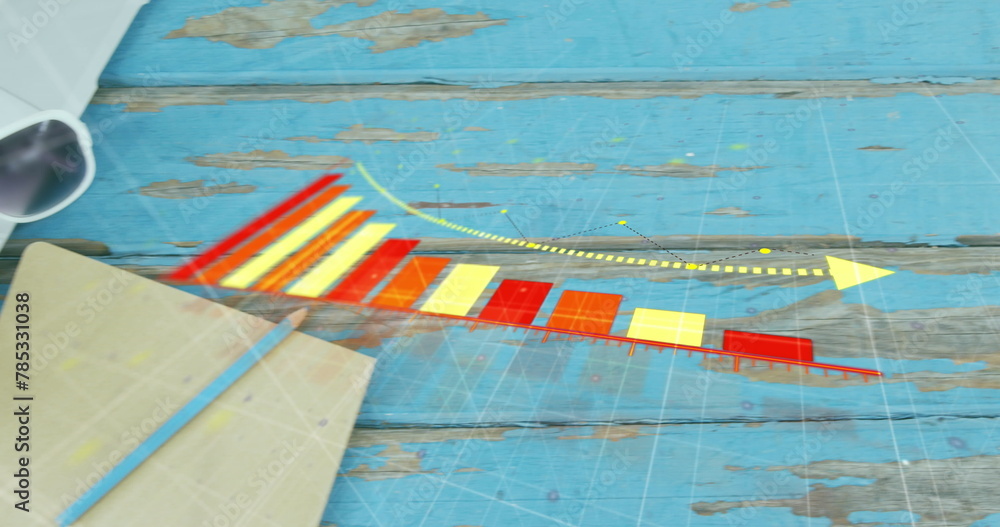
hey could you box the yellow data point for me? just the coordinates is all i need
[433,183,440,188]
[686,263,698,270]
[825,255,895,290]
[618,220,627,225]
[759,248,771,254]
[500,209,508,213]
[526,243,536,248]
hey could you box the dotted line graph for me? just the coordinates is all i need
[357,163,894,289]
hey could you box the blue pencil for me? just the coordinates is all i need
[57,308,309,526]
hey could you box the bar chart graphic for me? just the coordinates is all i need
[166,174,883,381]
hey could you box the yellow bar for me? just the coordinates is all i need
[540,245,550,251]
[285,223,395,297]
[517,240,527,246]
[797,268,809,276]
[660,261,671,267]
[725,266,734,273]
[813,269,825,276]
[559,248,567,254]
[752,267,762,274]
[615,256,625,262]
[420,263,500,316]
[627,258,636,264]
[782,268,793,275]
[649,260,658,266]
[606,255,616,261]
[626,308,706,347]
[673,262,683,269]
[739,266,748,273]
[595,254,604,259]
[697,264,707,271]
[586,253,595,258]
[637,259,646,265]
[549,247,559,252]
[221,196,362,289]
[767,268,777,275]
[711,265,720,272]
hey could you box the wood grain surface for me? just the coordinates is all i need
[1,1,998,525]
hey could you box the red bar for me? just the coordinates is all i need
[723,330,814,362]
[325,239,421,302]
[167,174,340,281]
[546,290,622,335]
[478,280,553,325]
[370,257,451,308]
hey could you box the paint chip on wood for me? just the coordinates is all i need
[730,0,792,12]
[705,207,757,217]
[858,145,904,151]
[289,124,440,144]
[165,0,380,49]
[556,426,652,442]
[187,150,353,170]
[692,454,1000,525]
[164,241,205,248]
[616,164,767,178]
[408,201,501,209]
[167,5,507,53]
[438,162,596,177]
[139,179,256,199]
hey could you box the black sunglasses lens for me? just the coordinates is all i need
[0,120,88,218]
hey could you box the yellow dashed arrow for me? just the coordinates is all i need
[357,163,894,289]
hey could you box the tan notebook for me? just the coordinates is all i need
[0,242,375,526]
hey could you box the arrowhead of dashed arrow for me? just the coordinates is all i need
[825,255,895,290]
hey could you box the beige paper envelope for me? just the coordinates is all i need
[0,242,375,526]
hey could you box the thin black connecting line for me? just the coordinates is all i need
[618,224,689,264]
[549,221,620,240]
[503,214,530,242]
[772,248,819,257]
[690,248,817,266]
[703,250,758,266]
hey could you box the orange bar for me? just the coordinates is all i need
[254,210,375,292]
[370,257,450,309]
[546,290,622,335]
[198,185,349,283]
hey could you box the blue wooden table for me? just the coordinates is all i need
[3,1,1000,525]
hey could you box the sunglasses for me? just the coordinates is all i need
[0,109,95,250]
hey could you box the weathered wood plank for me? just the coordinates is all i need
[12,90,1000,256]
[91,82,1000,113]
[328,417,1000,526]
[104,0,1000,86]
[2,249,996,426]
